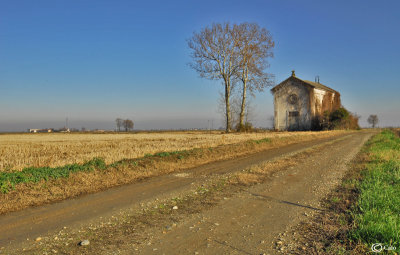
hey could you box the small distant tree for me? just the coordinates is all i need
[116,118,123,131]
[368,114,379,128]
[123,119,134,132]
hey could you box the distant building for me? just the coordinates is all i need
[58,127,70,133]
[28,128,53,133]
[93,129,106,132]
[28,128,72,133]
[271,71,341,131]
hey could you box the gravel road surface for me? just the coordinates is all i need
[137,131,373,254]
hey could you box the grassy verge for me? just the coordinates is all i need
[287,130,399,254]
[350,130,400,250]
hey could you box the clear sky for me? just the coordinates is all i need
[1,0,399,131]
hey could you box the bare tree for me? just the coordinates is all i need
[188,23,241,132]
[116,118,123,131]
[233,23,274,130]
[123,119,134,132]
[367,115,379,128]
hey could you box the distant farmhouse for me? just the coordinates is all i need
[271,71,341,131]
[28,129,53,133]
[28,128,70,133]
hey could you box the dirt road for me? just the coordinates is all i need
[0,131,373,253]
[135,131,373,254]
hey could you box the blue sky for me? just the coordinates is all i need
[1,0,399,131]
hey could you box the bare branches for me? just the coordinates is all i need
[187,22,275,132]
[233,23,275,129]
[187,22,240,132]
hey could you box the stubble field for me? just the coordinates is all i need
[0,130,346,172]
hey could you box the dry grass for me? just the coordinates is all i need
[0,130,352,214]
[0,130,348,171]
[12,134,335,255]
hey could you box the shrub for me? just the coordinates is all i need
[312,107,360,130]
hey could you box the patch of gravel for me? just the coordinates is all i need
[274,133,374,255]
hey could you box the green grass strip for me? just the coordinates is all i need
[0,136,275,194]
[252,138,272,144]
[350,130,400,247]
[0,158,106,194]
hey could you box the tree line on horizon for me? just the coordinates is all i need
[115,118,134,132]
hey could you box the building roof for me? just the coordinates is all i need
[271,71,340,94]
[300,79,339,94]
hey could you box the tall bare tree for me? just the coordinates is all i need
[233,23,274,130]
[367,114,378,128]
[188,23,241,132]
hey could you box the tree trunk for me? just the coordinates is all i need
[225,82,231,132]
[239,79,247,129]
[239,67,248,130]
